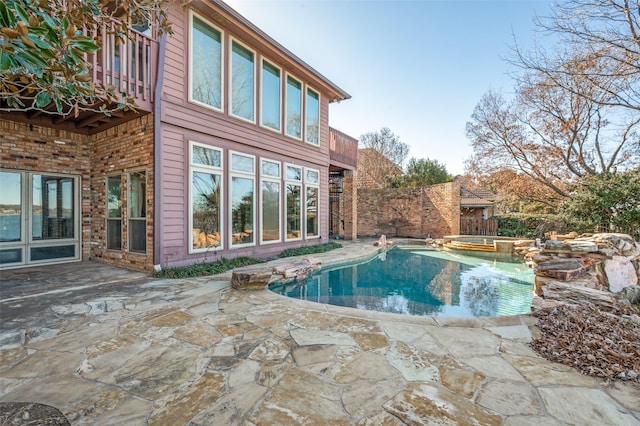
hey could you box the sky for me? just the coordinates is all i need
[225,0,555,175]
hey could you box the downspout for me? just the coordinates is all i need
[153,34,166,271]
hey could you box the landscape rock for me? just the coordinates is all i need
[604,256,638,292]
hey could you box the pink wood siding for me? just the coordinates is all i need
[156,2,348,267]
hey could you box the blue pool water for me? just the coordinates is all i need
[269,246,535,317]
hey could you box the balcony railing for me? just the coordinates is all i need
[329,127,358,170]
[90,21,158,113]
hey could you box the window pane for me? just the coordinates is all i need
[192,145,221,168]
[261,181,280,242]
[30,244,75,261]
[129,171,146,218]
[192,17,222,109]
[286,183,301,239]
[107,176,122,218]
[231,153,254,173]
[261,61,281,130]
[107,219,122,250]
[306,89,320,145]
[0,171,21,242]
[306,169,319,184]
[129,219,146,253]
[32,175,74,240]
[286,165,301,181]
[261,160,280,178]
[192,171,222,249]
[231,41,255,121]
[306,186,318,237]
[286,76,301,138]
[231,176,254,245]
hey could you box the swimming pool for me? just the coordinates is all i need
[269,246,534,317]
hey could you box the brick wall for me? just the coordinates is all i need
[90,115,154,272]
[0,119,92,260]
[0,115,154,272]
[357,182,460,238]
[342,170,357,240]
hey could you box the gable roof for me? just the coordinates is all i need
[460,186,496,207]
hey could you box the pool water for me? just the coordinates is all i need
[269,246,535,317]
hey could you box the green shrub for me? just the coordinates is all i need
[279,242,342,258]
[153,256,264,279]
[494,214,567,238]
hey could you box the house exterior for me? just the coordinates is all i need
[0,0,356,271]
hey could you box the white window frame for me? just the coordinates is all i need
[188,11,224,113]
[259,158,282,245]
[304,168,320,239]
[229,37,257,124]
[305,86,321,146]
[189,141,224,254]
[127,168,147,254]
[259,58,282,133]
[285,73,303,141]
[229,151,256,248]
[285,163,303,241]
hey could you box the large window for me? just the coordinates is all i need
[305,169,319,238]
[190,14,223,110]
[128,170,146,253]
[191,142,223,251]
[285,75,302,139]
[260,159,281,244]
[261,60,281,131]
[230,152,255,246]
[285,164,302,240]
[32,175,75,241]
[230,40,255,122]
[305,88,320,145]
[107,176,122,250]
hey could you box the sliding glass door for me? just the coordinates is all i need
[0,170,81,268]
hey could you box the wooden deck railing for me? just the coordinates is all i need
[88,22,158,112]
[329,127,358,169]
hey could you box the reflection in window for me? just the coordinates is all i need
[32,175,74,241]
[107,176,122,250]
[191,15,222,109]
[286,165,302,181]
[261,61,281,131]
[261,159,281,243]
[231,40,255,121]
[306,88,320,145]
[231,176,254,245]
[306,186,318,237]
[0,171,21,242]
[128,171,146,253]
[286,75,302,139]
[192,145,221,167]
[192,171,221,249]
[286,184,301,240]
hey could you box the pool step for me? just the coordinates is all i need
[443,241,496,252]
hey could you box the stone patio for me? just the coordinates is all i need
[1,240,639,425]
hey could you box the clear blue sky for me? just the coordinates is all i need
[225,0,554,175]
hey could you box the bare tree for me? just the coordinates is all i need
[515,0,640,113]
[359,127,409,167]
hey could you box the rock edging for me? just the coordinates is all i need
[231,257,321,290]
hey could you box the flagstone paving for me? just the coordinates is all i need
[1,241,639,425]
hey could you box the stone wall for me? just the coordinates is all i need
[357,182,460,238]
[526,233,640,308]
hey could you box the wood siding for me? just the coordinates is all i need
[156,2,346,267]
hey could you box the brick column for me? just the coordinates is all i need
[342,170,357,240]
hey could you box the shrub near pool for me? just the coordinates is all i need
[279,242,343,258]
[154,256,264,279]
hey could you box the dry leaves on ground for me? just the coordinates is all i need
[531,303,640,382]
